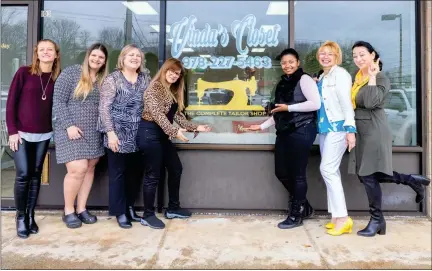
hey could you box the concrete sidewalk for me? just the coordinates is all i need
[1,211,431,269]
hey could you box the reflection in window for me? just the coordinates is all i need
[167,1,289,144]
[42,1,160,76]
[1,6,29,198]
[295,1,417,146]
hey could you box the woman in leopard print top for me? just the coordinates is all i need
[137,58,211,229]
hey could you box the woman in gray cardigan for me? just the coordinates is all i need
[350,41,430,237]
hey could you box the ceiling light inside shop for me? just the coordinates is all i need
[266,2,289,15]
[122,1,158,15]
[150,25,171,33]
[251,48,265,53]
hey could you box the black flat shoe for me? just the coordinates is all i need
[116,214,132,229]
[77,210,97,224]
[127,206,143,222]
[62,213,82,229]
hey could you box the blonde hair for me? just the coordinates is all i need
[116,44,145,73]
[29,39,61,80]
[74,43,109,100]
[150,58,185,111]
[317,40,343,65]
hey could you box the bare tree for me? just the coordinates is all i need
[1,7,27,84]
[43,18,81,66]
[98,27,124,50]
[78,30,92,49]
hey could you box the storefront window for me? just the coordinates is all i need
[42,1,160,76]
[166,1,289,144]
[1,5,29,198]
[295,1,417,146]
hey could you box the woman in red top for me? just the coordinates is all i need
[6,39,61,239]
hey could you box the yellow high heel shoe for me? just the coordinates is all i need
[327,217,353,236]
[325,222,335,229]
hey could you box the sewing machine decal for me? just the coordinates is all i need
[185,76,266,116]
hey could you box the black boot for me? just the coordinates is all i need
[288,196,313,220]
[357,175,386,237]
[408,175,430,203]
[27,178,41,234]
[127,206,143,222]
[379,172,430,203]
[15,211,29,239]
[278,199,304,229]
[302,199,314,220]
[14,178,30,239]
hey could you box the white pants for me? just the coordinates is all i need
[319,132,348,218]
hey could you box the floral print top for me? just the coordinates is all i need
[317,79,356,134]
[97,69,151,153]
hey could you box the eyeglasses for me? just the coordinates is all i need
[168,69,182,77]
[318,52,335,57]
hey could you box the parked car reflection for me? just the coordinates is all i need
[384,88,416,146]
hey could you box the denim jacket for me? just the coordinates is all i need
[318,65,356,128]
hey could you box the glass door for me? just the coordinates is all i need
[1,2,35,204]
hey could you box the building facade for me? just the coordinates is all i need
[1,0,431,216]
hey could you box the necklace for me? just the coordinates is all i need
[39,73,52,100]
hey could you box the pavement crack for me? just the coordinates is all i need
[302,224,330,269]
[145,219,171,269]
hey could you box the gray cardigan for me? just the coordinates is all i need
[349,71,393,176]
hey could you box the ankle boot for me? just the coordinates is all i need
[278,199,304,229]
[15,211,29,239]
[27,178,41,234]
[14,177,30,238]
[358,175,386,237]
[357,215,386,237]
[127,206,143,222]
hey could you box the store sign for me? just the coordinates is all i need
[170,14,281,69]
[232,120,269,133]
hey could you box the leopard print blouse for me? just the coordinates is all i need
[142,81,198,139]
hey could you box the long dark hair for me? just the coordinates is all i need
[352,41,383,70]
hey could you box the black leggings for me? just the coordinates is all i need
[274,122,316,201]
[13,139,50,213]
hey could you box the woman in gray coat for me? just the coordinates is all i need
[350,41,430,237]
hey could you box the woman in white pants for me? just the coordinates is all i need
[316,41,356,236]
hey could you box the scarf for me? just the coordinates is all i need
[351,70,369,109]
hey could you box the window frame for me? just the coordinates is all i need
[34,0,425,151]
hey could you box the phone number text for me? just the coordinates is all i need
[182,56,272,70]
